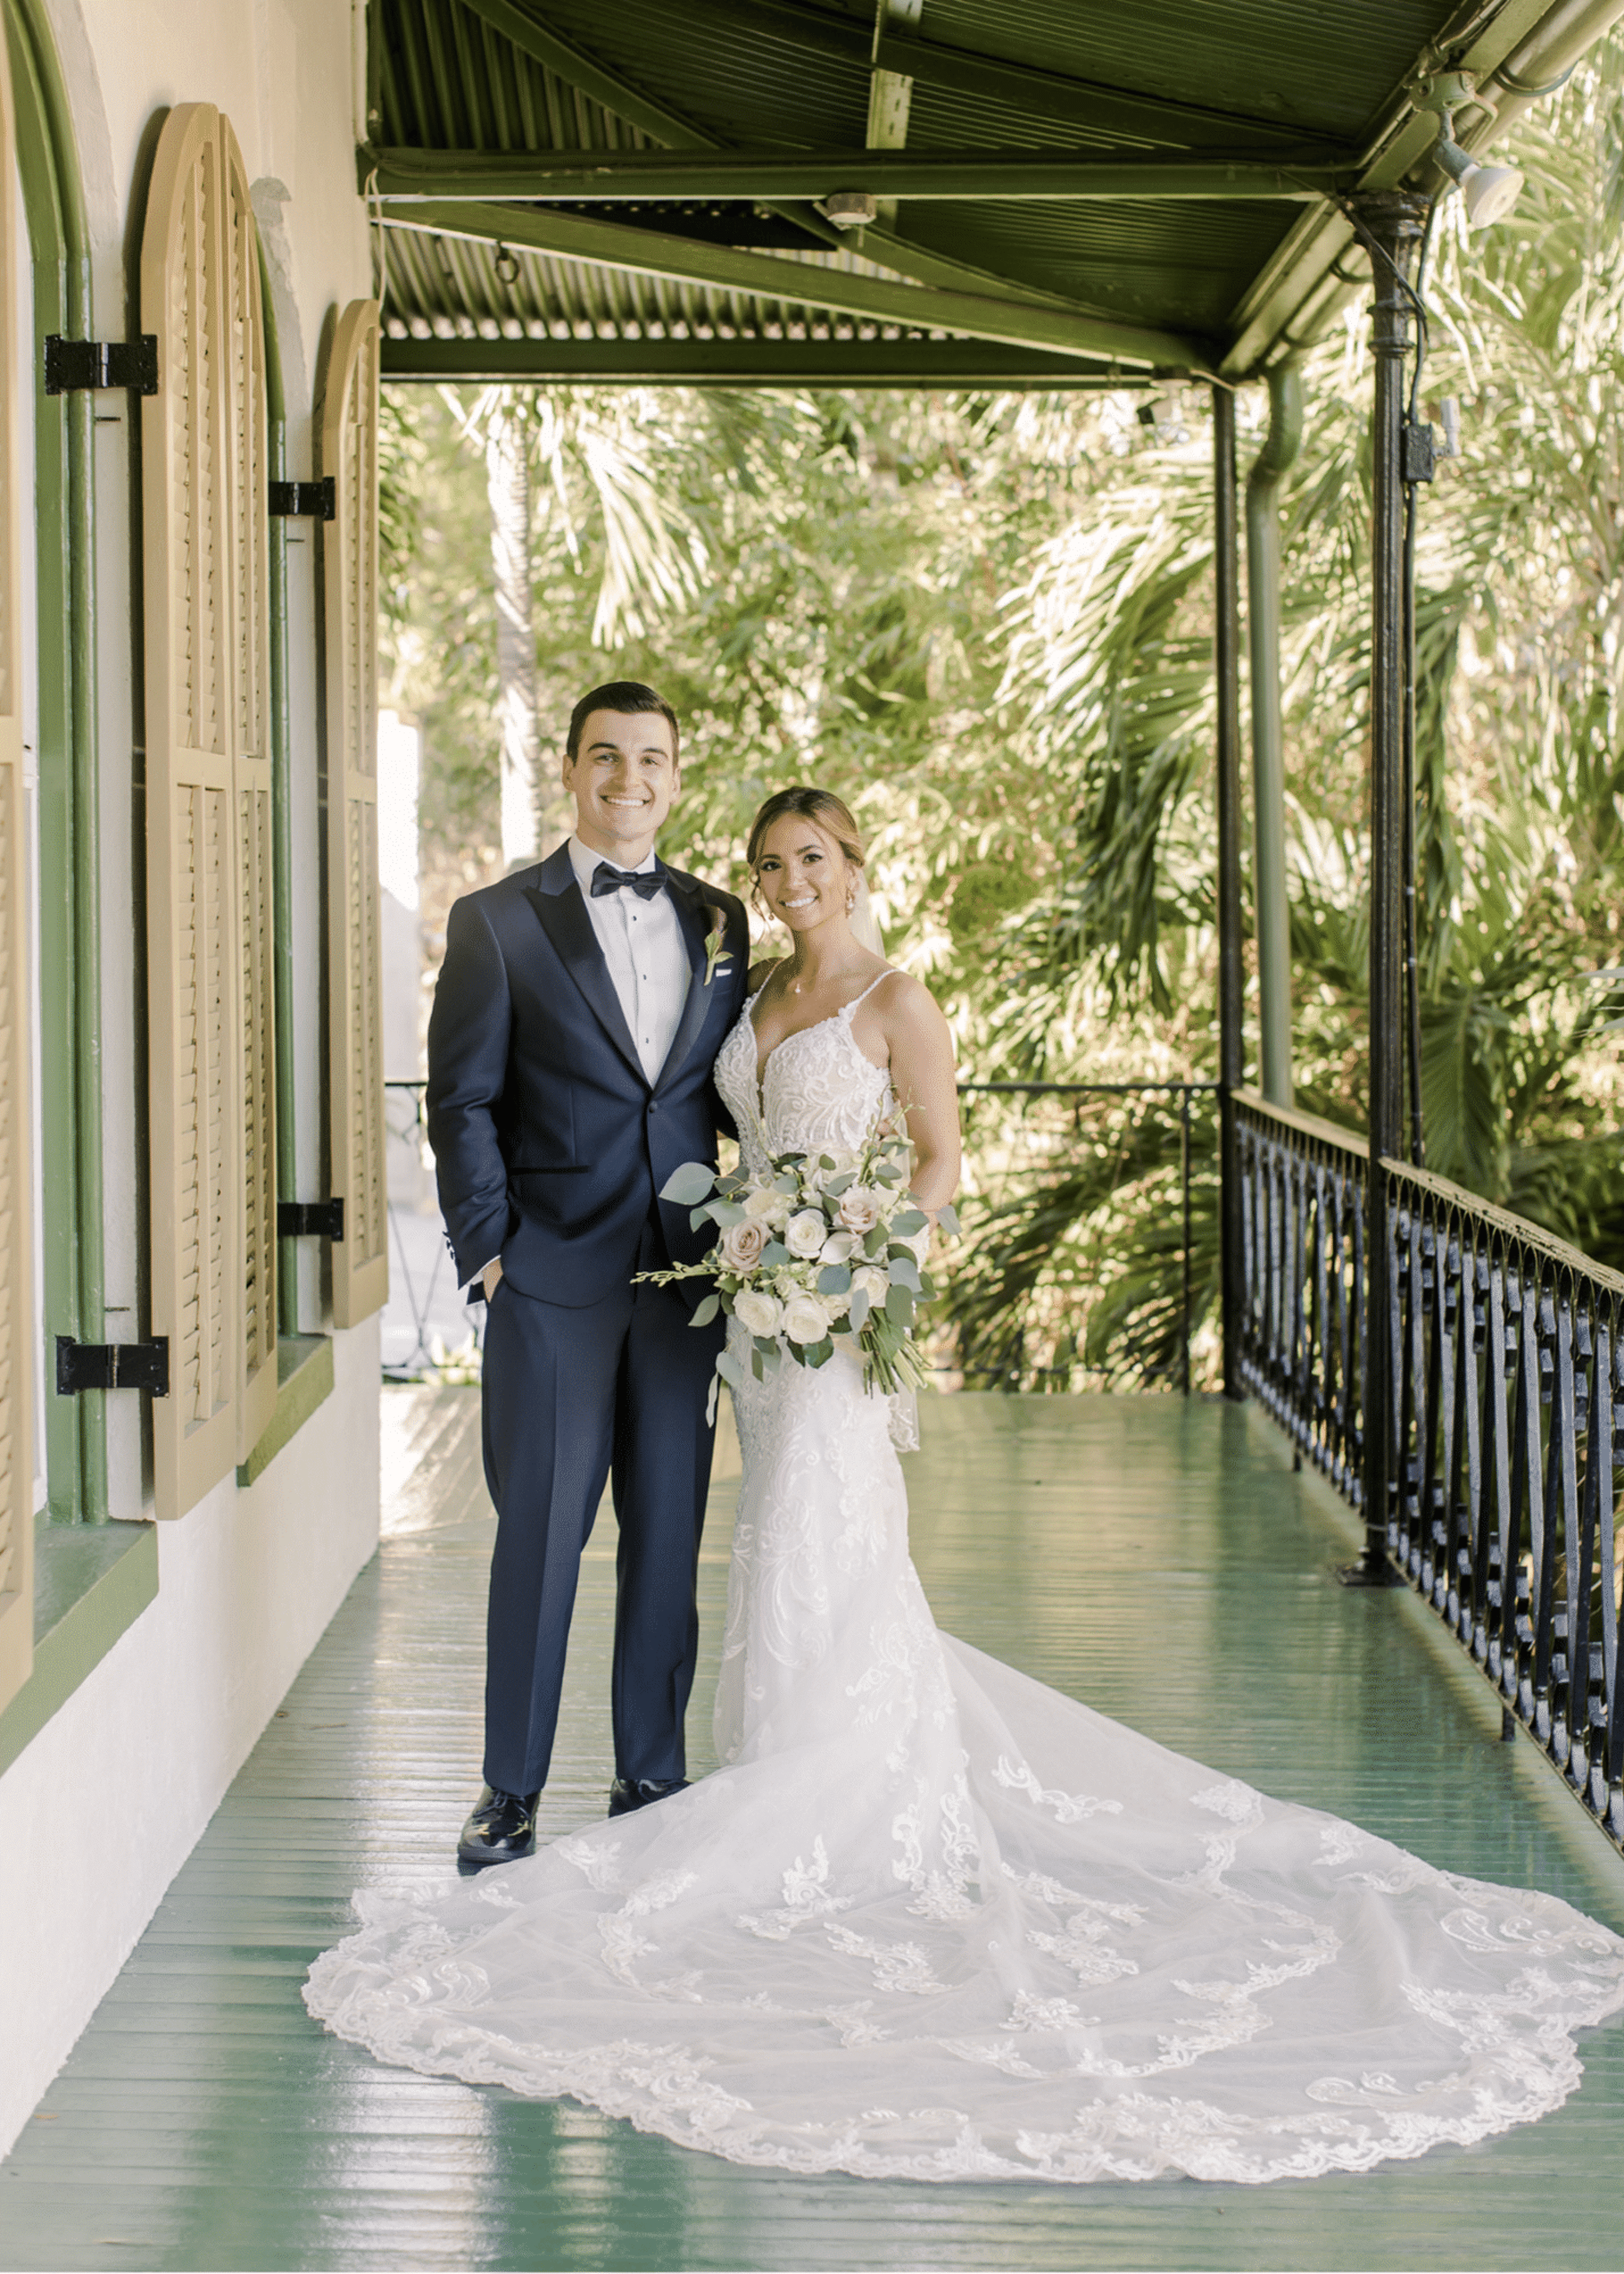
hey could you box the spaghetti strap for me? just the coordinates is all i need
[841,969,895,1017]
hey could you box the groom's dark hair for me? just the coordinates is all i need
[566,680,680,764]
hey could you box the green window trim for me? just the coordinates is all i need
[236,1333,335,1486]
[4,0,106,1523]
[260,250,301,1343]
[0,1329,335,1779]
[0,1518,156,1777]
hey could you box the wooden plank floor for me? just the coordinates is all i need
[5,1390,1624,2274]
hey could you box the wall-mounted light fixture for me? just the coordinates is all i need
[1416,72,1524,228]
[823,192,878,230]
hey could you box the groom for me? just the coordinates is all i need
[426,680,750,1872]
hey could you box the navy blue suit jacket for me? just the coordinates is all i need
[425,844,750,1308]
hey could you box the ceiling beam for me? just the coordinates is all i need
[380,333,1151,388]
[382,202,1209,370]
[624,0,1359,151]
[367,146,1345,202]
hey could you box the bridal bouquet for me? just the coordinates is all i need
[645,1124,958,1412]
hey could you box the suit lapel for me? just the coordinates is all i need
[654,866,716,1094]
[655,866,739,1094]
[522,846,645,1085]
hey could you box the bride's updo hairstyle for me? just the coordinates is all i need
[746,786,865,890]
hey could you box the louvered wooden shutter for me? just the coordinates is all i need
[222,126,277,1457]
[0,23,36,1708]
[319,302,387,1327]
[141,102,277,1515]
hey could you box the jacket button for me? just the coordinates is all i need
[648,1101,660,1113]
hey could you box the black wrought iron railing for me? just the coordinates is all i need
[1234,1090,1367,1502]
[1385,1159,1624,1839]
[1237,1086,1624,1851]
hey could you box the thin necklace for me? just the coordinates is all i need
[787,956,868,999]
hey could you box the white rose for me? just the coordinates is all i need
[819,1230,857,1265]
[781,1292,832,1345]
[732,1288,783,1338]
[822,1285,851,1322]
[852,1265,890,1306]
[785,1210,827,1259]
[837,1186,882,1234]
[743,1184,787,1225]
[720,1218,766,1273]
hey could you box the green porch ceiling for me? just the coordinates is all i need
[365,0,1616,384]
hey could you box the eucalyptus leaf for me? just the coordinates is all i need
[821,1171,856,1196]
[893,1208,928,1235]
[848,1286,871,1332]
[689,1292,720,1328]
[818,1263,852,1295]
[760,1240,791,1268]
[888,1253,922,1293]
[706,1199,748,1226]
[661,1161,716,1206]
[935,1202,961,1238]
[715,1348,745,1393]
[885,1283,915,1328]
[804,1337,834,1369]
[863,1225,889,1258]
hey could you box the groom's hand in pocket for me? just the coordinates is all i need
[482,1259,504,1303]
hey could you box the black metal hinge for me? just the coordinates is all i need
[56,1336,169,1395]
[43,334,159,396]
[279,1198,345,1240]
[268,478,335,520]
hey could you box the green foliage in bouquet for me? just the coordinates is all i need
[640,1125,959,1413]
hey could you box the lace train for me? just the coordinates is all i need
[305,994,1624,2183]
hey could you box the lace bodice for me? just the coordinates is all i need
[714,975,893,1169]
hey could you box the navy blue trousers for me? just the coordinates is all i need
[479,1252,724,1796]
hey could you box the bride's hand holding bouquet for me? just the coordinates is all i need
[645,1119,958,1418]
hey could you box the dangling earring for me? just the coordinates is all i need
[845,882,857,912]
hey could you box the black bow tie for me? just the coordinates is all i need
[591,861,665,901]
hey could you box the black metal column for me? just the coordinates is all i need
[1359,192,1427,1575]
[1214,385,1245,1400]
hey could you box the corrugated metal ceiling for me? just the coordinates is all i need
[367,0,1588,383]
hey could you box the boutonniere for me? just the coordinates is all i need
[703,905,733,989]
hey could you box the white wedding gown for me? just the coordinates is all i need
[305,991,1624,2184]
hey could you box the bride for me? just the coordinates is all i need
[307,786,1624,2186]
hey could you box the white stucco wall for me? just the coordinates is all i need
[0,1316,382,2158]
[0,0,385,2163]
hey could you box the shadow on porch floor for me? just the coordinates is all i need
[3,1392,1623,2273]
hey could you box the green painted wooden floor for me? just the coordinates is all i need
[5,1391,1624,2274]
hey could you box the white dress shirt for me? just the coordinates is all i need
[567,833,691,1085]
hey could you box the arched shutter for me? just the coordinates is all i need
[222,126,277,1458]
[318,301,387,1328]
[141,102,277,1516]
[0,24,36,1709]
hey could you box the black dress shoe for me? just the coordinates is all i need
[457,1785,541,1873]
[608,1776,690,1818]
